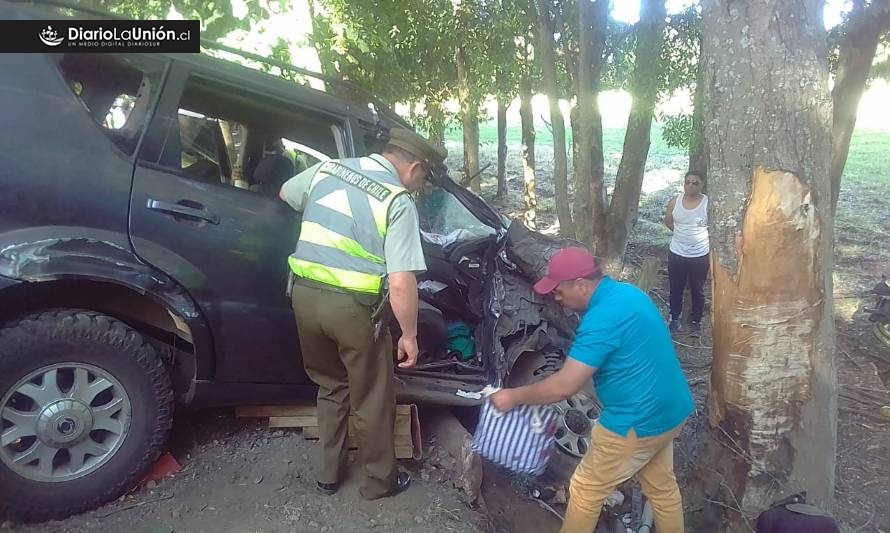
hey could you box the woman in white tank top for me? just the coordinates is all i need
[663,171,709,336]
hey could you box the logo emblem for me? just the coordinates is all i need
[39,25,64,47]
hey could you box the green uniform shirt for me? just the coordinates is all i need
[280,153,427,275]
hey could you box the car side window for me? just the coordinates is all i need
[55,53,166,155]
[155,75,345,193]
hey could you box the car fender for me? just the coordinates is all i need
[0,234,214,381]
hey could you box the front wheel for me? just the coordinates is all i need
[0,310,173,522]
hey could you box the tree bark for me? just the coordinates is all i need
[830,0,890,214]
[427,99,446,150]
[600,0,666,272]
[455,45,481,193]
[519,68,538,230]
[570,103,580,190]
[408,102,417,126]
[572,0,608,247]
[533,0,574,237]
[689,37,708,178]
[496,96,509,200]
[701,0,836,527]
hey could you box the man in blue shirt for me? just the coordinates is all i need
[491,247,693,533]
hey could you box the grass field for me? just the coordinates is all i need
[444,121,686,162]
[445,120,888,188]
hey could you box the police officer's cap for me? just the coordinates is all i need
[387,128,447,166]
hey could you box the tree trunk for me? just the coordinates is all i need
[701,0,836,527]
[455,45,481,193]
[408,102,417,126]
[570,103,580,189]
[533,0,574,237]
[519,71,538,230]
[496,96,509,200]
[689,37,708,178]
[572,0,609,247]
[427,99,446,150]
[601,0,666,272]
[463,112,481,193]
[830,1,890,214]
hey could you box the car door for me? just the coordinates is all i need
[129,61,349,384]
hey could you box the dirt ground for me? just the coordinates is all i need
[8,412,494,533]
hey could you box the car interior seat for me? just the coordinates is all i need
[250,154,295,195]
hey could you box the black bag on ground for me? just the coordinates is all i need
[756,493,840,533]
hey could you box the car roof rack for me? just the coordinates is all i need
[9,0,410,130]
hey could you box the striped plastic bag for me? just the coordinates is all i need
[471,388,559,475]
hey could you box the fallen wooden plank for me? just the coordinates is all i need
[268,412,412,430]
[239,404,413,419]
[299,404,421,460]
[268,415,317,428]
[235,405,316,418]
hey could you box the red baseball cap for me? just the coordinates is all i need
[533,247,598,295]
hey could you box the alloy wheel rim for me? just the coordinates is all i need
[1,363,131,482]
[552,392,600,458]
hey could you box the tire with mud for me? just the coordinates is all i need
[0,309,173,522]
[507,351,601,481]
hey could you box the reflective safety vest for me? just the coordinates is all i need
[288,156,407,294]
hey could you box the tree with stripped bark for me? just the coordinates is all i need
[698,0,837,529]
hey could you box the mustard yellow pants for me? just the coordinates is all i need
[560,422,685,533]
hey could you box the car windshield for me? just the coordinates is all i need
[415,184,496,245]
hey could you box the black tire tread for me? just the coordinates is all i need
[0,309,173,522]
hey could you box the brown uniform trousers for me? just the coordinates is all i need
[290,282,397,499]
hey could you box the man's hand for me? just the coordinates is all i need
[389,272,419,368]
[488,359,597,412]
[489,389,519,413]
[397,335,419,368]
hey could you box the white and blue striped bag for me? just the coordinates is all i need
[471,388,559,475]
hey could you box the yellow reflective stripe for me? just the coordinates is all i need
[372,205,387,237]
[288,256,381,294]
[372,185,407,237]
[299,222,384,265]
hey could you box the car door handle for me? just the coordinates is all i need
[146,199,220,225]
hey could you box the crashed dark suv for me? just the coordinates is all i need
[0,1,599,521]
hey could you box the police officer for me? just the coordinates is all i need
[279,128,446,500]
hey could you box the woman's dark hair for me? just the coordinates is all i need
[685,170,705,182]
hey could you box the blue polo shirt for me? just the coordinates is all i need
[569,276,693,437]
